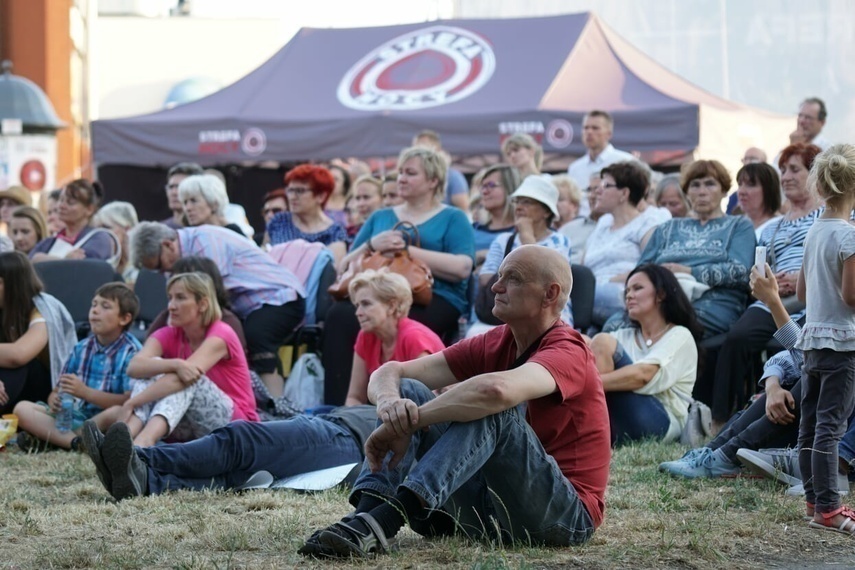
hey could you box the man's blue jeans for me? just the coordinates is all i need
[350,379,595,546]
[137,415,362,494]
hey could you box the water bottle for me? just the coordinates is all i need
[56,392,74,433]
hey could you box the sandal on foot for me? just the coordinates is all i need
[808,506,855,536]
[316,512,396,558]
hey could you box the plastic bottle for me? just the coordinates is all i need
[56,392,74,433]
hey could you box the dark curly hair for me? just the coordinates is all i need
[625,263,704,341]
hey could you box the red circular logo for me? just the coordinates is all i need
[338,25,496,111]
[20,160,46,191]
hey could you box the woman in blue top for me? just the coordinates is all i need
[635,160,755,339]
[322,146,475,405]
[267,165,347,265]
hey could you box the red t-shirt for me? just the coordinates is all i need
[151,320,259,422]
[355,317,446,376]
[443,321,610,528]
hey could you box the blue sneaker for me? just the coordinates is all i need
[659,447,709,474]
[661,448,741,479]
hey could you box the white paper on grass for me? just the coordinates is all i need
[270,463,359,491]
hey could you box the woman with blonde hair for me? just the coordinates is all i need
[104,272,258,447]
[92,201,139,283]
[471,163,520,267]
[10,206,47,256]
[501,133,543,179]
[323,146,475,405]
[344,269,444,406]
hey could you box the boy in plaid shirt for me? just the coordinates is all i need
[14,283,141,451]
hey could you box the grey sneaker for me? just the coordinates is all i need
[661,448,741,479]
[736,448,801,487]
[81,420,111,494]
[101,422,147,501]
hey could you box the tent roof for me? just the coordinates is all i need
[92,13,758,166]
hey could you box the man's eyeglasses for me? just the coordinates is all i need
[263,207,285,216]
[797,113,819,122]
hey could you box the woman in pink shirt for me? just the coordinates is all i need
[344,269,445,406]
[115,272,258,447]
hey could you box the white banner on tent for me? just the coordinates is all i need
[0,135,57,193]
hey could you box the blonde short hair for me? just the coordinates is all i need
[348,269,413,319]
[93,201,139,230]
[501,133,543,170]
[551,174,582,207]
[167,272,222,327]
[397,146,447,199]
[178,174,229,217]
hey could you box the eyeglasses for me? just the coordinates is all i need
[599,183,619,191]
[263,207,285,216]
[480,181,502,191]
[285,186,312,196]
[797,113,819,122]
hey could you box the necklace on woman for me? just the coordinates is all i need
[639,324,672,347]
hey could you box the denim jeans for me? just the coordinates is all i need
[605,391,670,446]
[137,415,362,494]
[349,379,595,546]
[798,349,855,513]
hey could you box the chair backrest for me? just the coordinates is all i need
[134,269,168,324]
[33,260,119,325]
[570,264,595,332]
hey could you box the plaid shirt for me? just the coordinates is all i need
[60,332,142,418]
[177,226,305,319]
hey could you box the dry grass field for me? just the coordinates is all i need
[3,438,855,569]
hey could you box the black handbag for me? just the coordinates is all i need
[473,232,516,325]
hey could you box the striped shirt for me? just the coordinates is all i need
[178,226,305,319]
[61,332,142,418]
[759,319,803,389]
[758,208,820,275]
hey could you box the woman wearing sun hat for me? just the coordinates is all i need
[467,175,573,337]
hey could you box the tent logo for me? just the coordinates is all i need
[337,25,495,111]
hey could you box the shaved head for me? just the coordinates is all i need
[503,245,573,315]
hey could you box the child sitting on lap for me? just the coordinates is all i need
[14,283,142,450]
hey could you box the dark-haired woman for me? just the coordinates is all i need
[588,264,702,446]
[30,179,115,263]
[583,161,663,325]
[736,162,782,239]
[0,252,76,414]
[267,165,347,264]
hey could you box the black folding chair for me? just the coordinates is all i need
[130,269,168,340]
[34,260,120,339]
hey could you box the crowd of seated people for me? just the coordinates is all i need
[6,98,855,544]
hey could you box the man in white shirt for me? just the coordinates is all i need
[567,110,635,190]
[793,97,831,151]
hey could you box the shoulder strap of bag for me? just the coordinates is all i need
[503,231,516,259]
[76,228,121,269]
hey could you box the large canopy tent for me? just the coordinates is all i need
[92,12,792,226]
